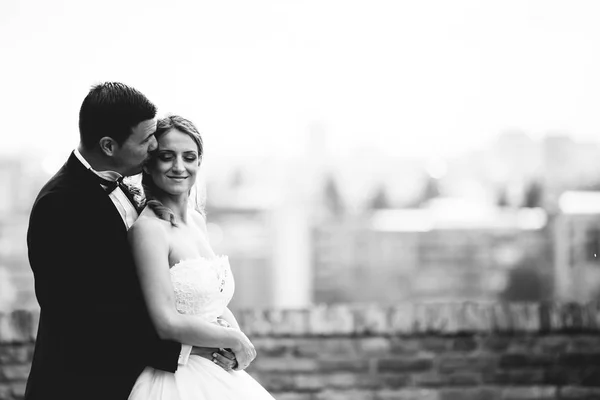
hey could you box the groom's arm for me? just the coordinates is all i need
[187,316,237,370]
[154,318,236,371]
[162,317,236,371]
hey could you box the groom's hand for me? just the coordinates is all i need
[191,346,237,371]
[214,348,237,371]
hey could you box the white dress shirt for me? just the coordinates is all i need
[74,149,192,366]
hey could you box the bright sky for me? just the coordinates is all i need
[2,0,600,159]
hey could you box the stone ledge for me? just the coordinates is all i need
[237,302,600,337]
[2,302,600,342]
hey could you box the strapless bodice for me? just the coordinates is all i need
[169,255,234,322]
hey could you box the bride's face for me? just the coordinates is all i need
[147,128,201,196]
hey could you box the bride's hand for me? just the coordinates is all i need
[229,331,256,371]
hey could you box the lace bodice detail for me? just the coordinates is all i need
[170,255,234,322]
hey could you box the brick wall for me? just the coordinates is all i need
[3,303,600,400]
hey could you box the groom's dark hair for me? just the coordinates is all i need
[78,82,157,150]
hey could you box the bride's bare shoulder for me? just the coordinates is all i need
[129,212,170,242]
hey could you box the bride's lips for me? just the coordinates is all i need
[168,176,188,181]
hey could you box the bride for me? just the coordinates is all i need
[127,115,275,400]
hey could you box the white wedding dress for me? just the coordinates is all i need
[129,256,275,400]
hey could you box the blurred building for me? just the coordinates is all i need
[554,191,600,302]
[541,136,600,210]
[313,202,552,304]
[0,156,47,311]
[205,174,313,310]
[204,205,275,309]
[190,128,600,307]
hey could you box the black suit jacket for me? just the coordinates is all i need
[24,152,181,400]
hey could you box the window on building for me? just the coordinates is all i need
[585,227,600,263]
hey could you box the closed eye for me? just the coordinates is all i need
[158,154,174,161]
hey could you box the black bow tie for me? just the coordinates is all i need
[96,175,144,212]
[96,175,124,194]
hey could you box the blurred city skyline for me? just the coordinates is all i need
[4,1,600,313]
[3,0,600,160]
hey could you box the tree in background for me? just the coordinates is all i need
[499,256,553,302]
[523,179,544,208]
[407,175,441,208]
[322,174,345,217]
[496,186,509,208]
[229,167,245,190]
[367,184,391,210]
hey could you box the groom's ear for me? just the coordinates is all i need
[98,137,117,156]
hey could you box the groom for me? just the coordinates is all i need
[25,82,234,400]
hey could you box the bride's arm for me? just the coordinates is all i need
[128,218,256,367]
[218,307,241,330]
